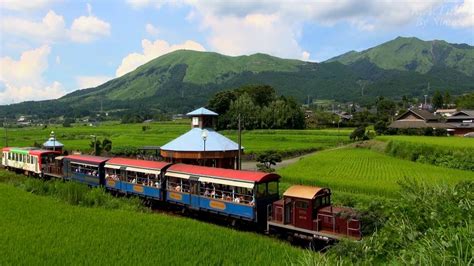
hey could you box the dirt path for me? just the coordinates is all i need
[241,145,347,171]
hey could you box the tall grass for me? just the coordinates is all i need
[0,170,146,212]
[300,180,473,265]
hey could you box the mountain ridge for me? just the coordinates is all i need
[326,36,474,76]
[1,37,473,117]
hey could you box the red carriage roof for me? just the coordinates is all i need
[29,150,61,156]
[106,158,170,170]
[64,155,110,164]
[167,164,281,183]
[2,147,59,155]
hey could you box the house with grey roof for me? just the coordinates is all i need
[389,109,474,136]
[388,109,447,129]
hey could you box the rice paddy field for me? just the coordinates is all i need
[0,121,351,154]
[377,135,474,149]
[277,147,474,198]
[0,182,314,265]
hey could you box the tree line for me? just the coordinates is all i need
[207,85,305,130]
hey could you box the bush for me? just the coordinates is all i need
[350,126,367,141]
[324,180,473,265]
[433,128,447,136]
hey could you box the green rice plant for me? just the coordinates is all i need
[0,183,317,265]
[0,122,351,155]
[278,148,474,198]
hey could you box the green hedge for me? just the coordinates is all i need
[385,140,474,171]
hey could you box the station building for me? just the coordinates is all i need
[160,107,243,169]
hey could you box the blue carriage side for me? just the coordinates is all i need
[62,155,110,187]
[164,164,280,222]
[104,158,171,200]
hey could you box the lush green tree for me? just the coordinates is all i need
[432,90,444,110]
[90,140,102,156]
[350,126,367,141]
[443,91,451,107]
[374,120,388,135]
[456,92,474,109]
[376,98,397,122]
[256,151,282,173]
[401,95,409,109]
[62,118,74,128]
[207,90,237,115]
[236,85,276,107]
[102,138,112,153]
[226,93,261,130]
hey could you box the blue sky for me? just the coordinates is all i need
[0,0,473,104]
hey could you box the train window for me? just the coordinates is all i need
[322,196,330,206]
[267,181,278,196]
[256,183,266,197]
[70,163,99,177]
[295,200,308,209]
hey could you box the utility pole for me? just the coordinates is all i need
[91,135,97,155]
[3,117,7,147]
[238,113,242,170]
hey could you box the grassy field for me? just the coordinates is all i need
[0,181,313,265]
[278,147,474,197]
[0,121,351,154]
[377,135,474,149]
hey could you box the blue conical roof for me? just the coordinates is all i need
[186,107,218,116]
[161,128,242,152]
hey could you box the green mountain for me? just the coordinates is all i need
[327,36,474,76]
[1,37,473,118]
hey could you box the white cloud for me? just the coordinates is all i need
[145,23,160,36]
[116,39,206,77]
[443,0,474,28]
[0,46,66,104]
[69,3,111,43]
[0,0,59,11]
[126,0,184,9]
[55,55,61,64]
[301,51,310,61]
[69,15,111,43]
[0,6,110,44]
[187,1,445,30]
[199,12,307,59]
[1,10,67,43]
[76,75,113,88]
[123,1,446,61]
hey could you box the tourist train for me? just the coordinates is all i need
[2,146,361,242]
